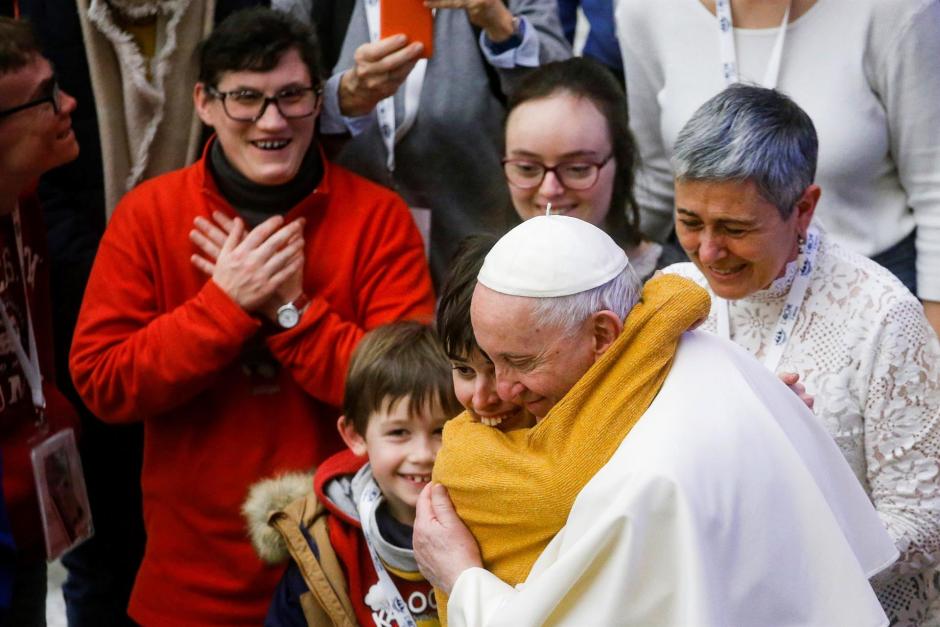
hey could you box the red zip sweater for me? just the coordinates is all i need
[69,146,435,626]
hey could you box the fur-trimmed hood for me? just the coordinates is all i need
[242,449,370,564]
[242,471,313,565]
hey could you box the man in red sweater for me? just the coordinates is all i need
[69,8,435,625]
[0,17,81,625]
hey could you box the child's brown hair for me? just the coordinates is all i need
[343,321,462,434]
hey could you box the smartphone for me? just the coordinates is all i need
[380,0,434,58]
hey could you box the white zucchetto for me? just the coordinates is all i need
[477,215,629,297]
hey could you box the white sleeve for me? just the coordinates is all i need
[616,2,676,242]
[863,297,940,576]
[447,475,692,627]
[870,0,940,301]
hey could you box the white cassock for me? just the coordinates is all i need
[448,331,899,626]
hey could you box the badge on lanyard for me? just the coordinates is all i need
[30,429,94,560]
[1,204,93,560]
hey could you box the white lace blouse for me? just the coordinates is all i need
[667,229,940,625]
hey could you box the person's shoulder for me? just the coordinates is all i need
[616,0,678,17]
[650,330,793,435]
[325,160,401,204]
[607,333,766,482]
[322,159,411,220]
[661,261,708,286]
[858,0,938,45]
[124,161,201,200]
[866,0,936,21]
[112,161,203,220]
[818,235,919,310]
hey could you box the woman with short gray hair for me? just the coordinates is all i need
[617,0,940,341]
[667,85,940,625]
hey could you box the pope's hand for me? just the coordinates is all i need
[779,372,814,411]
[414,482,482,595]
[339,35,424,117]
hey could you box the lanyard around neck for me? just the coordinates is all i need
[0,204,46,417]
[364,0,429,173]
[716,0,791,88]
[716,224,819,373]
[357,475,419,627]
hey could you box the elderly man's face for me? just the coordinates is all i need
[470,283,598,420]
[194,47,318,186]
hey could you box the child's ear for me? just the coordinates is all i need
[337,415,368,457]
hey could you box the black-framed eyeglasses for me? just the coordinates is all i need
[0,79,60,120]
[207,85,322,122]
[502,154,614,191]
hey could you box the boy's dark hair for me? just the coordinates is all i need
[198,8,325,89]
[0,18,41,76]
[436,234,498,360]
[344,321,462,435]
[507,58,644,248]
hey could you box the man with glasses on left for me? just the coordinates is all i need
[0,16,81,627]
[69,7,435,626]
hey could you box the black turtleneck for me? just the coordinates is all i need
[207,138,324,226]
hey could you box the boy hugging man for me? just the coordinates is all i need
[245,321,461,626]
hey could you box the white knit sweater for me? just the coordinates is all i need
[666,228,940,625]
[617,0,940,300]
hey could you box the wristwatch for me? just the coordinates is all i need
[276,293,310,329]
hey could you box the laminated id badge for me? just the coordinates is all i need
[30,428,94,560]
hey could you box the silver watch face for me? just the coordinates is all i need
[277,305,300,329]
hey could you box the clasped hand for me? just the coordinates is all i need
[190,211,305,322]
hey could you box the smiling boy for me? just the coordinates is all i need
[247,321,461,626]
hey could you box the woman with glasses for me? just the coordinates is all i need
[440,58,687,436]
[502,58,685,280]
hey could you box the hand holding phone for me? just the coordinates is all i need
[381,0,434,58]
[338,36,425,117]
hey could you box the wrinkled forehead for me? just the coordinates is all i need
[469,282,522,323]
[469,283,559,348]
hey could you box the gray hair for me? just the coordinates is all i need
[530,264,641,335]
[671,84,818,219]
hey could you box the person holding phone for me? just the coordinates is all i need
[320,0,571,287]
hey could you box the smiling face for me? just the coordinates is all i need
[339,396,447,526]
[470,284,600,421]
[450,347,531,429]
[504,92,615,226]
[0,55,79,191]
[194,47,318,186]
[674,179,817,300]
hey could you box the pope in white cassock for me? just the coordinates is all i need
[414,214,899,626]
